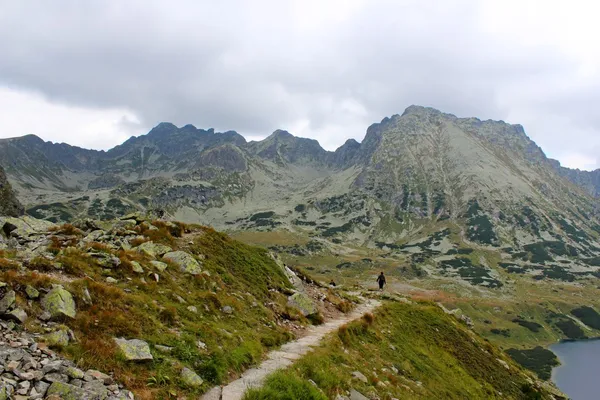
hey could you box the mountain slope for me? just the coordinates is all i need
[0,164,23,217]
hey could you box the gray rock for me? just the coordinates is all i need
[222,306,233,314]
[113,338,153,361]
[162,251,202,275]
[46,381,104,400]
[5,308,27,324]
[0,291,15,313]
[130,261,144,274]
[350,389,369,400]
[25,285,39,299]
[84,370,113,385]
[41,286,77,320]
[154,345,173,354]
[136,241,172,258]
[351,371,368,383]
[180,367,203,387]
[150,261,168,272]
[287,292,317,316]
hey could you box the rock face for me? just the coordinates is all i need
[0,165,23,217]
[162,251,202,275]
[41,286,77,320]
[113,338,153,361]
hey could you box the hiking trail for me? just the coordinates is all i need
[203,298,381,400]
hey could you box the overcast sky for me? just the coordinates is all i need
[1,1,599,170]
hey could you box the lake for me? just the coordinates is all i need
[551,340,600,400]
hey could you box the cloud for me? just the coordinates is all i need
[0,0,599,169]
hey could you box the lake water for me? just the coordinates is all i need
[551,340,600,400]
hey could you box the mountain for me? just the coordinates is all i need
[3,105,600,291]
[550,160,600,197]
[0,164,23,217]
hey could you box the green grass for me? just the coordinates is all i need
[4,222,341,399]
[244,371,327,400]
[246,301,553,399]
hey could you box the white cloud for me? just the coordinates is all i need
[0,87,142,150]
[0,0,599,170]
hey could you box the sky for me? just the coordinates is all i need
[0,1,599,170]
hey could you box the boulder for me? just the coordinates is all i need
[2,216,53,239]
[45,329,70,347]
[41,286,76,319]
[114,338,153,361]
[5,308,27,323]
[162,251,202,275]
[130,261,144,274]
[0,290,16,313]
[136,241,172,258]
[180,367,203,387]
[287,292,317,316]
[25,285,39,299]
[150,261,168,272]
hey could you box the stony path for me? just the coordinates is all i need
[204,299,381,400]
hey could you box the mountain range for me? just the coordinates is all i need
[2,105,600,291]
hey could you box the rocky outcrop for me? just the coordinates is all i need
[0,165,23,217]
[0,321,133,399]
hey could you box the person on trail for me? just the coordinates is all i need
[376,272,386,290]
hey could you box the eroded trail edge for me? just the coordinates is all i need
[206,299,381,400]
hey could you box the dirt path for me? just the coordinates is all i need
[203,298,381,400]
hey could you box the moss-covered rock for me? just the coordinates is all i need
[0,290,15,313]
[25,285,39,299]
[114,338,153,361]
[180,367,203,387]
[136,241,172,258]
[45,327,71,347]
[287,292,317,316]
[150,260,168,272]
[130,261,144,274]
[46,381,102,400]
[162,251,202,275]
[41,286,77,319]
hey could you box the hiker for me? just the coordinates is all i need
[329,279,336,287]
[376,272,386,290]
